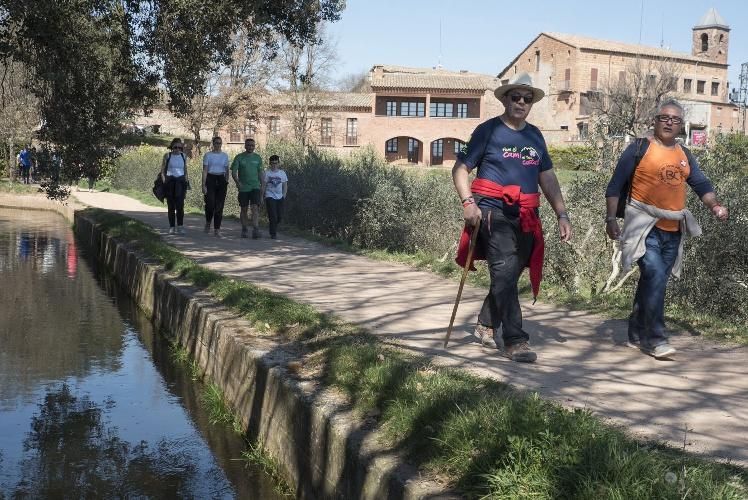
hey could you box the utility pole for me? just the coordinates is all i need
[729,62,748,135]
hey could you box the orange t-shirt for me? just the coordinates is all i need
[630,140,691,232]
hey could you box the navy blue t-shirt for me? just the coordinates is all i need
[457,117,552,209]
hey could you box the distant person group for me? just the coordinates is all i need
[16,146,36,184]
[159,136,287,239]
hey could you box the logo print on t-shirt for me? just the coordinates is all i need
[659,164,685,187]
[520,146,541,166]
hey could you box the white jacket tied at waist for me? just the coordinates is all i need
[619,199,702,278]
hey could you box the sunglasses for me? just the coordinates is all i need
[655,115,684,125]
[172,145,183,150]
[508,94,534,104]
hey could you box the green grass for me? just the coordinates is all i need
[84,208,748,499]
[0,179,39,194]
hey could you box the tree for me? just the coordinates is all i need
[275,25,338,148]
[179,28,275,155]
[0,0,345,198]
[0,58,39,180]
[586,57,680,171]
[337,70,371,93]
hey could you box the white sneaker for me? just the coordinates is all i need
[177,226,185,235]
[168,227,176,235]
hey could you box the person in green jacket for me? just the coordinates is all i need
[231,138,263,238]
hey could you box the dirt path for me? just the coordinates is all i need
[74,191,748,465]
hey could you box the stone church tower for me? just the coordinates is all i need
[692,7,729,64]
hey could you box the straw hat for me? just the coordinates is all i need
[494,73,545,103]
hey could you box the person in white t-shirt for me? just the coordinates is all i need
[201,136,230,237]
[261,154,288,240]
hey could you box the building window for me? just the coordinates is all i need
[386,138,398,153]
[590,68,598,90]
[454,140,466,155]
[711,82,720,96]
[648,75,657,87]
[562,68,571,90]
[400,101,425,117]
[701,33,708,52]
[386,101,397,116]
[345,118,358,145]
[431,139,443,158]
[430,102,454,117]
[560,125,569,131]
[683,78,692,93]
[697,80,705,94]
[535,50,540,71]
[229,129,241,143]
[618,71,626,87]
[320,118,332,145]
[456,103,468,118]
[268,116,280,135]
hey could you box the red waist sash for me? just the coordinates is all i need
[455,178,544,299]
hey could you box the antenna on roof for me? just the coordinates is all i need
[660,10,664,48]
[638,0,645,44]
[437,17,443,69]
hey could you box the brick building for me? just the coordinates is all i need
[498,8,740,144]
[216,65,502,166]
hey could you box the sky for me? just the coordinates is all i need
[327,0,748,94]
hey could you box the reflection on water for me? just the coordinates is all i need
[0,209,281,499]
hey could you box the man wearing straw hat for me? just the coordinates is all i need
[452,73,572,363]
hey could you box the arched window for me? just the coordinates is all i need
[719,34,724,44]
[701,33,709,52]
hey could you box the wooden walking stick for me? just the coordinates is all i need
[444,223,479,348]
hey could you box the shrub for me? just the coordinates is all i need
[548,145,597,170]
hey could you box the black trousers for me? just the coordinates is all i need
[476,207,535,347]
[265,197,284,237]
[204,174,228,229]
[164,175,186,227]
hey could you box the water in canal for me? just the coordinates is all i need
[0,208,283,499]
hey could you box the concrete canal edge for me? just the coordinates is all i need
[1,195,457,499]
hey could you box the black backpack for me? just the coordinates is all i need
[616,138,647,218]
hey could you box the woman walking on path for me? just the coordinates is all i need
[262,154,288,239]
[161,138,190,235]
[202,136,229,237]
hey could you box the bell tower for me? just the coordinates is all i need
[692,8,729,64]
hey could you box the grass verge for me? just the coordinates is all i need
[85,207,747,499]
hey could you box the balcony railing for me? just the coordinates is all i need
[345,135,358,146]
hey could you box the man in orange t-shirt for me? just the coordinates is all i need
[604,99,728,360]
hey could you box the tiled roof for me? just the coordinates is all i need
[267,92,371,109]
[543,32,718,65]
[370,65,500,91]
[695,8,729,29]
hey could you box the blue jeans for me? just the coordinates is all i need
[629,227,681,349]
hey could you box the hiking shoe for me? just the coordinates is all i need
[475,323,497,349]
[177,226,185,235]
[204,222,211,233]
[252,228,260,239]
[168,227,176,235]
[241,227,249,238]
[641,343,676,360]
[502,342,537,363]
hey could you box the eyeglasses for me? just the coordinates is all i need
[655,115,684,125]
[508,94,534,104]
[172,145,183,150]
[213,141,222,145]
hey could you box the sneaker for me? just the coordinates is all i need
[270,233,277,240]
[214,229,222,238]
[641,343,676,360]
[252,228,260,239]
[177,226,185,235]
[475,323,497,349]
[204,222,211,234]
[502,342,537,363]
[626,335,640,349]
[241,227,249,238]
[168,227,176,235]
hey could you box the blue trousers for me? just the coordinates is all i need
[629,227,682,349]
